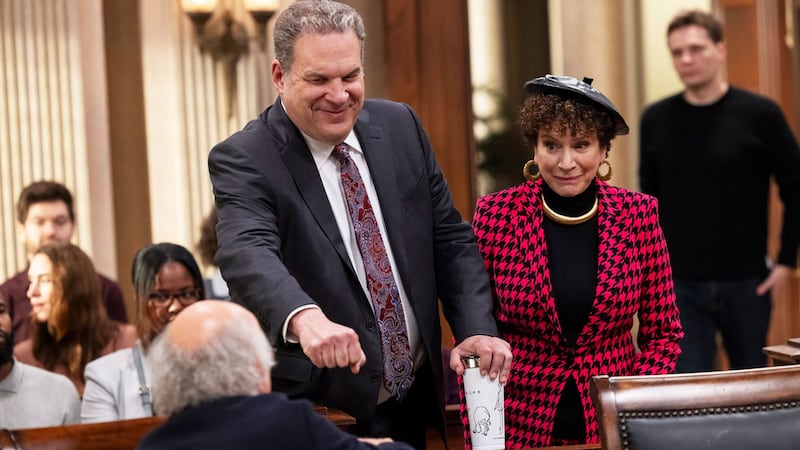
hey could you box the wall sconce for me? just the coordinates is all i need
[181,0,280,116]
[182,0,279,58]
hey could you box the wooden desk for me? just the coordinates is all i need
[314,405,357,429]
[763,337,800,365]
[0,406,355,450]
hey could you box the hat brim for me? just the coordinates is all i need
[524,75,630,136]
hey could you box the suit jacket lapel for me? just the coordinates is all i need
[576,182,628,348]
[518,181,564,339]
[353,111,412,285]
[269,103,354,274]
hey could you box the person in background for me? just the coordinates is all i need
[208,1,512,448]
[639,10,800,372]
[196,208,230,300]
[0,291,81,429]
[136,300,412,450]
[81,243,206,423]
[466,74,683,448]
[13,243,137,395]
[1,181,128,343]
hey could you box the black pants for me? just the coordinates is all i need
[370,363,440,450]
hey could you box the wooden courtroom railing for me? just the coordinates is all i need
[0,406,355,450]
[0,416,166,450]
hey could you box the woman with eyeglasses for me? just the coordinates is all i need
[80,242,205,423]
[13,243,138,396]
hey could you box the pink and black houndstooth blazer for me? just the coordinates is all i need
[466,179,683,448]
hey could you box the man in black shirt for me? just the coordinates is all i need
[639,10,800,372]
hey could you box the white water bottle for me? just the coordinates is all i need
[462,355,505,449]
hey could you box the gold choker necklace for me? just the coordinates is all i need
[541,195,599,225]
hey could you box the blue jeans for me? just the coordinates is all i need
[674,278,772,373]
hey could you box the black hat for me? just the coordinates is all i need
[524,74,629,136]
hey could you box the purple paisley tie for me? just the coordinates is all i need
[333,143,414,400]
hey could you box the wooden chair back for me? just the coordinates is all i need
[590,365,800,450]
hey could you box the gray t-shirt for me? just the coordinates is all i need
[0,359,81,429]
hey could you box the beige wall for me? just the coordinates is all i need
[137,0,385,257]
[544,0,711,191]
[640,0,712,104]
[0,0,118,280]
[0,0,717,282]
[547,0,637,190]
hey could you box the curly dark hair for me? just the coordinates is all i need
[517,93,617,151]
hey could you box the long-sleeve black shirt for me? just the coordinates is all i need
[640,87,800,280]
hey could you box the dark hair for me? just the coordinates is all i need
[273,0,366,73]
[517,93,617,151]
[667,10,724,43]
[131,243,205,349]
[30,243,117,380]
[196,208,219,268]
[16,181,75,224]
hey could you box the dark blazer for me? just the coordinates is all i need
[208,98,498,432]
[136,394,414,450]
[468,179,683,448]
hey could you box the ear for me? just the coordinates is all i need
[254,360,272,394]
[257,375,272,394]
[716,41,727,59]
[271,59,285,94]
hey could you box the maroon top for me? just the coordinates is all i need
[0,266,128,343]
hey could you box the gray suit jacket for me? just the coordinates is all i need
[209,98,498,432]
[81,346,150,423]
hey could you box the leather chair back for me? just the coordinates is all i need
[590,365,800,450]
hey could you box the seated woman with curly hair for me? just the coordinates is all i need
[14,243,137,395]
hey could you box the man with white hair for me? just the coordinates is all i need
[136,301,411,450]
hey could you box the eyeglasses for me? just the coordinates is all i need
[147,289,200,307]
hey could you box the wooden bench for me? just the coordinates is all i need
[0,406,355,450]
[763,337,800,365]
[0,416,166,450]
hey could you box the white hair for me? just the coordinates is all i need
[148,316,275,415]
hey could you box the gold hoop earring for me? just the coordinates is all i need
[597,160,612,181]
[523,160,541,182]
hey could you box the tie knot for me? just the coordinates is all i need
[332,143,349,162]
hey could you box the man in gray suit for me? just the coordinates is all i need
[208,1,511,448]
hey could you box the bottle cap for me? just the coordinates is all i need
[462,355,480,369]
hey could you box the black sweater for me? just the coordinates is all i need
[639,87,800,280]
[541,181,598,442]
